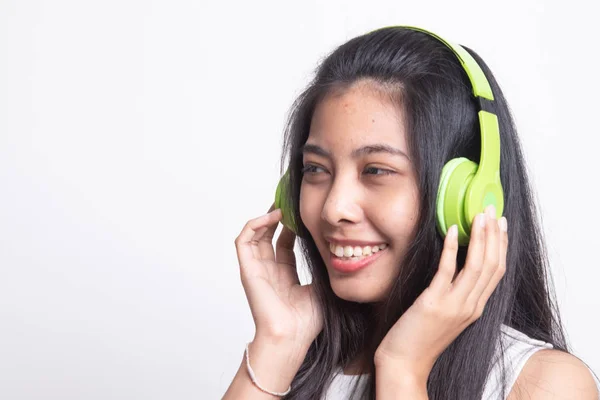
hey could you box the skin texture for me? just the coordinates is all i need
[507,350,599,400]
[300,80,420,303]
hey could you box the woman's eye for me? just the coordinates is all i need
[364,167,395,176]
[301,164,326,175]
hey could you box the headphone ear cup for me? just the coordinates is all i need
[436,157,478,246]
[275,170,298,234]
[436,158,467,235]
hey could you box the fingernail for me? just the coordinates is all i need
[478,213,486,228]
[485,204,496,219]
[499,216,507,232]
[448,224,458,238]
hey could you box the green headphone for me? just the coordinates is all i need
[274,26,504,246]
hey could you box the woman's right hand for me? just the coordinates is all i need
[234,204,324,349]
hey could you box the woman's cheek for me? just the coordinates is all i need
[372,194,418,243]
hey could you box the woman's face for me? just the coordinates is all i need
[300,80,420,303]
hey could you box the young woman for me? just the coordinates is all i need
[223,26,599,399]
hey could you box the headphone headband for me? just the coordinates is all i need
[392,26,503,241]
[397,26,495,101]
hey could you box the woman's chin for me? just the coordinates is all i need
[330,280,386,303]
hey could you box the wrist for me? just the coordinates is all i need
[375,365,427,386]
[375,359,429,388]
[374,351,433,384]
[245,336,309,393]
[251,335,310,362]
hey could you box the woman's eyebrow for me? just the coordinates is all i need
[302,143,410,160]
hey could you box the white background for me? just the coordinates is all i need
[1,0,598,399]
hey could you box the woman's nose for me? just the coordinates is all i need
[320,179,362,228]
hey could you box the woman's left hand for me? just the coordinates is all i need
[374,205,508,383]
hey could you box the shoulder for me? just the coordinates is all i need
[507,349,599,399]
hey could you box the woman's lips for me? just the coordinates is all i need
[328,247,387,273]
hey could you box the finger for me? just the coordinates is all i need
[257,204,281,261]
[276,225,300,285]
[429,224,459,294]
[450,212,487,298]
[251,226,268,259]
[466,211,500,304]
[251,207,282,260]
[476,217,508,310]
[235,209,283,272]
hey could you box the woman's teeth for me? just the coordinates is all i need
[329,242,387,258]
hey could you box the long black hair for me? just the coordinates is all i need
[278,26,570,399]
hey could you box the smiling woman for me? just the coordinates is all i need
[223,26,599,400]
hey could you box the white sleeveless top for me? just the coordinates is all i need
[322,324,554,400]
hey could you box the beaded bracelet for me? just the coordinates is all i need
[245,342,292,397]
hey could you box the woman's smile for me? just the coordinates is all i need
[327,244,389,273]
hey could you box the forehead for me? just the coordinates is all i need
[307,81,407,153]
